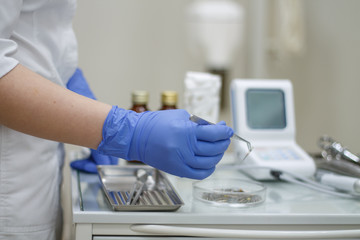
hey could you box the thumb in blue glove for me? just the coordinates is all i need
[98,107,233,180]
[66,68,96,100]
[67,68,118,173]
[70,149,118,173]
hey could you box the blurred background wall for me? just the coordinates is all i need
[72,0,360,153]
[63,1,360,239]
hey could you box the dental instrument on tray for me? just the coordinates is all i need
[189,114,253,162]
[127,169,148,205]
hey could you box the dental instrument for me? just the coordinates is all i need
[189,114,253,162]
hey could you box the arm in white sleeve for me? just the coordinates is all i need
[0,0,22,78]
[0,1,113,149]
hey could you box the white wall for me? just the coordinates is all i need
[73,0,197,111]
[266,0,360,152]
[73,0,360,152]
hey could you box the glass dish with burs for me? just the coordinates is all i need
[193,178,266,207]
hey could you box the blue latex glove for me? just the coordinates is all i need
[66,68,96,99]
[98,107,233,179]
[70,149,118,173]
[67,68,118,173]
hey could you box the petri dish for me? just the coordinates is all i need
[193,178,266,208]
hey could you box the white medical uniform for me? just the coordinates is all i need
[0,0,77,239]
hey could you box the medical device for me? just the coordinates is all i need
[315,135,360,178]
[318,135,360,166]
[217,164,360,199]
[230,79,316,180]
[315,170,360,194]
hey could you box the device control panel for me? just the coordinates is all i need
[231,79,316,180]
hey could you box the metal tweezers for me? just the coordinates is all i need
[189,114,253,162]
[127,169,148,205]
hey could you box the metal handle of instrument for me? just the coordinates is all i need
[318,135,360,165]
[127,169,148,205]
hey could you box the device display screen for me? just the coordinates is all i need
[246,89,286,129]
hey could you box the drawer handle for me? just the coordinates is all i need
[131,224,360,239]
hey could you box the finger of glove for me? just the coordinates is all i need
[70,159,98,173]
[195,124,233,142]
[186,153,225,170]
[67,68,96,100]
[217,121,226,126]
[110,156,119,165]
[91,150,118,165]
[194,139,230,156]
[177,165,216,180]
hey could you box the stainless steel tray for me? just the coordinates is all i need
[97,165,184,211]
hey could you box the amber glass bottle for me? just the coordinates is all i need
[128,91,149,164]
[130,90,149,113]
[160,91,178,110]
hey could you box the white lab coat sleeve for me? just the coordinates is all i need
[0,0,22,78]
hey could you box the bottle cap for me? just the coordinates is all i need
[161,91,178,106]
[132,91,149,105]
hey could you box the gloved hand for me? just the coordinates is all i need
[70,149,118,173]
[67,68,118,173]
[98,107,233,179]
[66,68,96,99]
